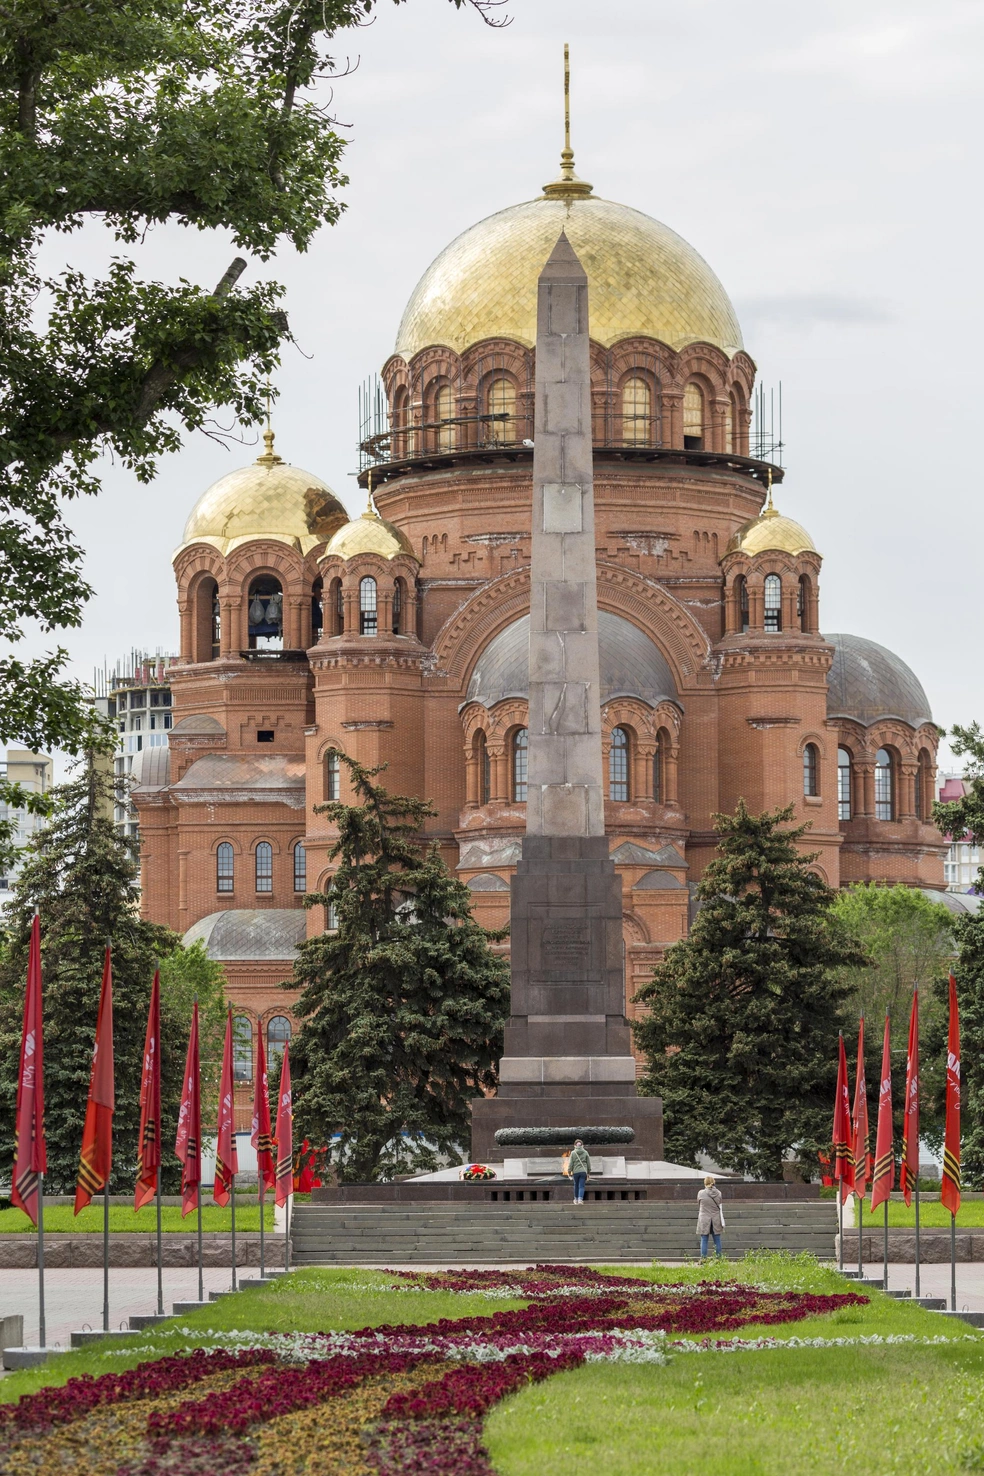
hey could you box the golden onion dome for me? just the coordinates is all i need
[726,506,817,558]
[395,194,743,360]
[324,508,418,562]
[177,430,348,558]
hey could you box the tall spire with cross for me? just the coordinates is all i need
[542,43,593,201]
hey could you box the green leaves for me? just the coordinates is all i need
[290,757,509,1182]
[633,801,866,1181]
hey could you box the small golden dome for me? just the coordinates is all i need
[726,507,817,558]
[395,195,743,360]
[324,509,418,562]
[178,433,347,557]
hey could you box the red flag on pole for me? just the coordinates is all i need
[851,1015,869,1203]
[135,970,162,1211]
[214,1007,239,1207]
[941,972,961,1217]
[74,946,115,1214]
[175,1002,202,1218]
[901,988,920,1207]
[12,914,46,1225]
[251,1028,276,1195]
[274,1043,293,1209]
[833,1031,855,1197]
[870,1013,894,1211]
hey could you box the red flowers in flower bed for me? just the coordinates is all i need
[152,1351,442,1439]
[368,1417,497,1476]
[0,1349,275,1433]
[390,1264,649,1296]
[384,1351,584,1421]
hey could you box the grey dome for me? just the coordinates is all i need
[467,611,678,708]
[825,634,932,728]
[182,909,306,960]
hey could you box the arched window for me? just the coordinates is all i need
[267,1015,291,1077]
[476,731,491,805]
[803,743,819,798]
[216,842,234,893]
[875,748,895,821]
[233,1016,253,1082]
[435,383,454,451]
[837,748,853,821]
[487,377,516,444]
[359,576,377,636]
[311,577,323,639]
[724,396,735,454]
[916,749,933,821]
[622,377,652,445]
[194,576,220,663]
[392,578,405,636]
[764,574,782,633]
[325,901,339,931]
[293,842,307,893]
[247,575,283,651]
[798,575,810,633]
[512,728,528,802]
[392,384,410,459]
[653,731,664,803]
[683,382,704,449]
[325,750,341,801]
[609,726,630,801]
[255,841,273,893]
[328,577,343,636]
[735,575,749,634]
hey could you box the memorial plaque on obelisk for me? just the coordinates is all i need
[470,232,663,1161]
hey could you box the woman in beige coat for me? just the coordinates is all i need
[696,1175,724,1258]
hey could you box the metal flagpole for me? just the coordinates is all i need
[155,1177,164,1316]
[857,1191,863,1278]
[230,1172,237,1293]
[284,1195,290,1274]
[837,1189,844,1270]
[951,1211,957,1312]
[103,1181,110,1332]
[37,1176,46,1348]
[259,1183,265,1279]
[196,1181,204,1304]
[914,1180,921,1299]
[883,1198,889,1294]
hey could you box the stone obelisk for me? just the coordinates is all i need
[470,233,662,1161]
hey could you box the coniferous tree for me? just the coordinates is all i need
[0,765,226,1193]
[290,757,510,1182]
[633,801,868,1181]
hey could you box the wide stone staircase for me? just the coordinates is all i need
[290,1199,837,1265]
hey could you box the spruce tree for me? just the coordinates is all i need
[0,765,226,1193]
[290,757,510,1182]
[633,801,867,1180]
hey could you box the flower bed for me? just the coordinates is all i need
[0,1266,870,1476]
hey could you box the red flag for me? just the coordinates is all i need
[175,1001,202,1218]
[870,1013,894,1212]
[941,972,961,1217]
[251,1028,276,1195]
[900,988,920,1207]
[851,1015,869,1202]
[274,1043,293,1209]
[214,1007,239,1207]
[74,946,115,1214]
[833,1031,855,1196]
[12,914,46,1225]
[135,970,162,1211]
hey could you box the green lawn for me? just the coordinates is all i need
[2,1257,979,1473]
[859,1197,983,1227]
[0,1203,275,1234]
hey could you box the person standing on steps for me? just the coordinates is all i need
[697,1174,725,1258]
[569,1139,591,1204]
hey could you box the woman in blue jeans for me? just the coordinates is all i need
[568,1139,591,1203]
[696,1175,724,1257]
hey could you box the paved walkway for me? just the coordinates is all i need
[0,1267,235,1353]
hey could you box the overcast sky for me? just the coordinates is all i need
[33,0,984,771]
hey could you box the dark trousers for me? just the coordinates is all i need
[572,1172,587,1202]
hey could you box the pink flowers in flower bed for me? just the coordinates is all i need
[384,1351,584,1420]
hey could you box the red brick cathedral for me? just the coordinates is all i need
[135,158,944,1101]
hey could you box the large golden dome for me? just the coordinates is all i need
[395,194,743,360]
[178,432,348,558]
[726,507,817,558]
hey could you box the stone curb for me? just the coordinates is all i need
[0,1234,284,1269]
